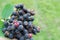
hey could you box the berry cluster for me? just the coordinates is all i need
[2,4,40,40]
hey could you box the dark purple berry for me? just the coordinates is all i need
[18,21,23,25]
[15,4,24,9]
[9,33,14,39]
[7,26,12,31]
[4,21,8,27]
[28,16,34,21]
[15,29,19,34]
[28,21,33,28]
[32,29,37,35]
[23,14,28,19]
[18,16,24,21]
[11,16,16,20]
[23,29,28,34]
[12,11,18,16]
[27,13,31,16]
[23,21,28,26]
[2,28,7,33]
[19,36,24,40]
[25,34,29,39]
[23,8,28,13]
[18,10,24,15]
[18,25,24,31]
[9,19,13,23]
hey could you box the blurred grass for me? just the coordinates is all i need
[0,0,60,40]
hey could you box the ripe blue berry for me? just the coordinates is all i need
[9,33,14,39]
[18,25,24,31]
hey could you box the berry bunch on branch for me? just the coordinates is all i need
[2,4,40,40]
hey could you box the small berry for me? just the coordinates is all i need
[4,31,9,37]
[15,4,24,9]
[37,27,40,32]
[9,33,14,39]
[18,10,24,15]
[18,21,23,25]
[9,19,13,23]
[28,16,34,21]
[4,21,8,27]
[23,8,28,13]
[19,36,24,40]
[23,21,28,26]
[2,28,7,33]
[18,16,24,21]
[14,22,19,27]
[32,29,37,35]
[23,14,28,20]
[28,33,32,38]
[12,11,18,16]
[27,13,31,16]
[18,25,24,31]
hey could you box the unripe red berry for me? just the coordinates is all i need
[14,22,19,27]
[28,33,32,38]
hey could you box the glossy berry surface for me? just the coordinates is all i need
[14,22,19,27]
[9,33,14,39]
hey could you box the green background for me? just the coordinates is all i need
[0,0,60,40]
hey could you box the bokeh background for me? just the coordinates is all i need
[0,0,60,40]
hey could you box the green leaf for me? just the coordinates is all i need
[1,4,14,19]
[0,20,4,36]
[0,20,4,29]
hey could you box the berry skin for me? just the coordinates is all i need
[15,4,20,9]
[16,33,21,39]
[15,29,20,34]
[9,19,13,23]
[28,16,34,21]
[13,20,17,24]
[4,31,9,37]
[23,21,28,26]
[27,13,31,16]
[19,36,24,40]
[23,14,28,20]
[9,33,14,39]
[15,4,24,9]
[18,21,23,25]
[9,23,13,26]
[18,10,24,15]
[23,29,28,34]
[11,25,15,30]
[11,15,16,20]
[4,21,8,27]
[12,11,18,16]
[2,28,7,33]
[28,33,32,38]
[17,25,24,31]
[32,29,37,35]
[7,26,12,31]
[23,8,28,13]
[19,4,24,9]
[10,30,15,34]
[25,34,29,39]
[37,27,40,32]
[30,38,33,40]
[14,22,19,28]
[18,16,24,21]
[28,21,33,28]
